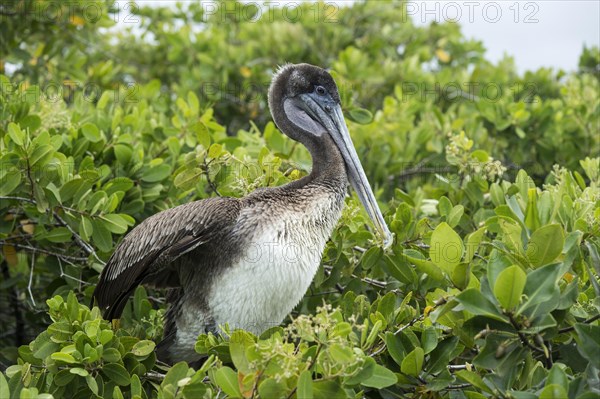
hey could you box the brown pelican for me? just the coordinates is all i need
[93,63,393,364]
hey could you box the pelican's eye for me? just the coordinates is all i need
[315,85,326,96]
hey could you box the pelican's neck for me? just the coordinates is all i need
[289,134,348,190]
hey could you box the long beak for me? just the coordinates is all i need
[300,96,393,248]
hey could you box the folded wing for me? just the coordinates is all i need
[92,197,240,320]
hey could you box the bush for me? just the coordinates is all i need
[1,1,599,397]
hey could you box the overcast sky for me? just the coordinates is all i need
[407,0,600,72]
[139,1,599,73]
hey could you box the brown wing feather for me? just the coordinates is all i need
[92,197,241,319]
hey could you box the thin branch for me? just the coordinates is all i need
[286,343,322,399]
[54,208,105,265]
[508,314,548,358]
[28,252,36,307]
[0,242,89,262]
[203,157,221,197]
[447,364,470,371]
[0,196,36,204]
[58,258,91,286]
[445,383,473,391]
[323,265,387,290]
[558,314,600,333]
[370,298,447,357]
[144,371,166,381]
[0,195,104,265]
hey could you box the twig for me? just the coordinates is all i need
[54,208,105,265]
[28,252,36,307]
[0,195,104,265]
[0,196,36,204]
[445,383,472,391]
[447,364,469,371]
[558,314,600,333]
[323,265,387,289]
[0,242,89,262]
[250,370,265,399]
[508,314,548,359]
[203,157,221,197]
[369,298,447,357]
[58,258,91,286]
[144,370,166,381]
[286,343,322,399]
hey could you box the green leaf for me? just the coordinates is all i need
[455,370,492,393]
[142,163,172,183]
[426,337,459,375]
[29,144,54,167]
[81,123,101,143]
[229,330,254,374]
[80,216,93,241]
[400,347,424,377]
[97,91,112,110]
[384,332,405,366]
[86,374,99,395]
[32,337,58,360]
[70,367,89,377]
[526,224,564,267]
[344,356,375,386]
[258,378,286,398]
[0,372,9,399]
[499,218,524,254]
[188,91,200,114]
[539,384,568,399]
[494,265,526,310]
[19,115,41,132]
[546,364,568,388]
[361,364,397,388]
[51,352,77,364]
[312,380,344,398]
[214,367,240,397]
[102,348,121,362]
[402,250,444,281]
[101,363,131,386]
[524,188,541,231]
[297,370,313,399]
[163,361,189,387]
[455,288,507,322]
[438,196,452,217]
[0,168,21,195]
[421,327,438,354]
[465,228,485,262]
[92,219,112,252]
[430,222,464,272]
[361,247,383,270]
[329,343,354,364]
[43,227,72,243]
[7,122,25,146]
[518,263,561,316]
[174,168,202,189]
[114,144,133,165]
[131,340,155,357]
[100,214,131,234]
[573,324,600,369]
[347,108,373,124]
[447,205,464,228]
[54,369,76,386]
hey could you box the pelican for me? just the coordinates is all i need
[93,63,393,364]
